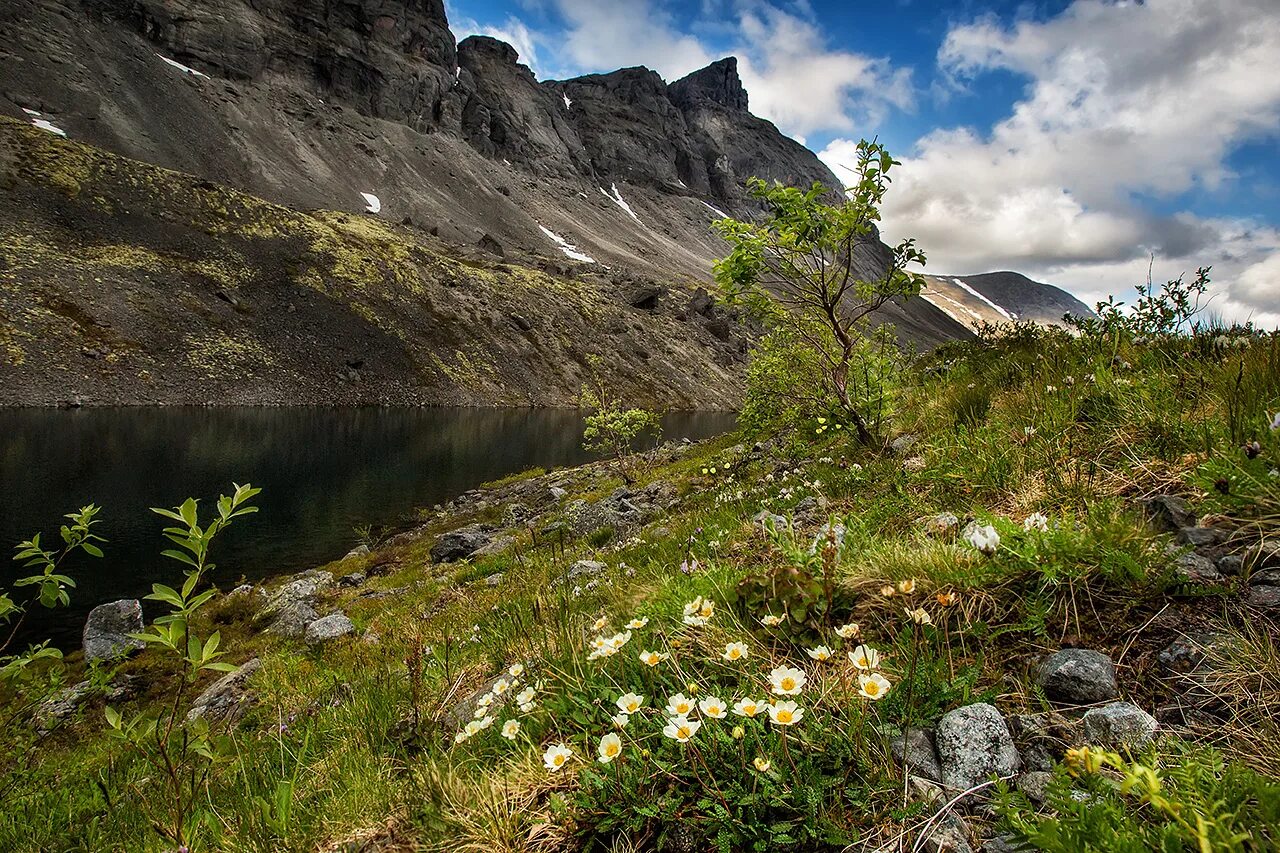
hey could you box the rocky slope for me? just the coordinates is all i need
[920,271,1094,332]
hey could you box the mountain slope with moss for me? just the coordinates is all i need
[0,118,749,408]
[2,322,1279,852]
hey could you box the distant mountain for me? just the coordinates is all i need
[920,272,1094,332]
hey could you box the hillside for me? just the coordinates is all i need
[920,272,1095,332]
[2,322,1277,852]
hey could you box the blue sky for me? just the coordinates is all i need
[447,0,1280,325]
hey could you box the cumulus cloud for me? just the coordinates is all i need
[449,12,547,74]
[822,0,1280,325]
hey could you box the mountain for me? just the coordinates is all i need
[0,0,1072,407]
[920,272,1094,332]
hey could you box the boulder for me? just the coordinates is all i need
[338,571,366,587]
[344,544,371,559]
[890,434,918,455]
[1016,770,1054,803]
[82,599,145,662]
[256,571,333,638]
[1177,526,1223,547]
[936,703,1020,795]
[186,658,261,726]
[1036,648,1119,705]
[891,727,943,782]
[566,560,607,582]
[304,613,356,645]
[1246,585,1280,613]
[430,526,493,563]
[1081,702,1157,751]
[1144,494,1196,531]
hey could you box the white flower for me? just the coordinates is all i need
[662,716,701,742]
[616,692,645,715]
[698,696,728,719]
[543,743,573,772]
[835,622,860,639]
[508,663,525,678]
[767,700,803,726]
[597,733,622,764]
[732,697,765,718]
[611,712,630,728]
[639,650,668,667]
[626,617,649,629]
[515,686,536,706]
[519,701,535,714]
[682,595,715,626]
[761,614,786,627]
[904,607,933,625]
[965,523,1001,555]
[1023,512,1049,532]
[722,641,749,661]
[849,645,881,671]
[501,719,520,740]
[858,672,892,700]
[806,645,834,662]
[491,678,511,696]
[768,666,806,696]
[665,693,695,717]
[753,756,771,772]
[592,616,608,631]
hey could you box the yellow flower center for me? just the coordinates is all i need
[605,744,619,756]
[776,709,793,723]
[866,682,880,696]
[780,677,795,691]
[553,755,565,766]
[678,725,691,738]
[626,701,638,712]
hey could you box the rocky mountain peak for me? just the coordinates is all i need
[458,34,520,66]
[669,57,749,112]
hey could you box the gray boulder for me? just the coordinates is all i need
[1036,648,1119,705]
[1016,770,1054,803]
[256,571,332,638]
[186,658,261,726]
[1144,494,1196,531]
[304,613,355,645]
[82,599,145,662]
[343,544,371,559]
[1177,526,1223,547]
[1081,702,1158,751]
[430,525,492,563]
[566,559,607,583]
[1247,585,1280,612]
[936,703,1020,794]
[891,727,943,782]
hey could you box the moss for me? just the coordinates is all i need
[184,329,275,374]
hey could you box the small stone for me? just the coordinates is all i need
[936,703,1020,795]
[82,599,145,662]
[1216,554,1244,576]
[338,572,366,587]
[1173,552,1222,584]
[1036,648,1119,705]
[892,727,943,782]
[922,512,961,537]
[548,486,568,502]
[1016,771,1054,803]
[1177,526,1223,547]
[890,434,919,455]
[430,526,492,563]
[344,544,371,559]
[566,560,607,582]
[982,835,1032,853]
[1081,702,1158,751]
[1247,585,1280,612]
[921,813,974,853]
[304,613,355,645]
[484,573,504,586]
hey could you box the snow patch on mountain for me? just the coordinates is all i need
[157,54,209,78]
[601,184,641,224]
[951,277,1016,321]
[538,225,595,263]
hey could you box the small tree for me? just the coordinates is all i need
[580,355,661,483]
[714,140,925,445]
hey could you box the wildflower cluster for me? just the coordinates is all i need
[453,662,536,745]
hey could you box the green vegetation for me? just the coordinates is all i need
[580,354,663,484]
[2,154,1279,850]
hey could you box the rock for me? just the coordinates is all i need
[477,233,504,256]
[908,774,945,805]
[186,658,262,726]
[430,525,492,563]
[484,572,504,586]
[982,836,1032,853]
[32,680,94,732]
[936,703,1020,795]
[922,512,961,537]
[1177,526,1223,547]
[1081,702,1158,751]
[1016,771,1054,803]
[566,560,607,582]
[1144,495,1196,531]
[344,544,371,559]
[1173,552,1223,585]
[890,434,918,455]
[82,599,145,662]
[1217,554,1244,576]
[754,509,788,530]
[338,571,366,587]
[229,583,255,597]
[921,818,975,853]
[471,534,514,557]
[548,486,568,502]
[1249,567,1280,586]
[1036,648,1119,705]
[510,313,533,332]
[892,727,943,783]
[304,613,355,645]
[256,571,333,638]
[1246,585,1280,612]
[808,521,846,554]
[1157,633,1222,675]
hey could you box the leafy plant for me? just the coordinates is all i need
[581,354,663,483]
[715,140,925,445]
[104,483,261,851]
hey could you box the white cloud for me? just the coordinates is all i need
[821,0,1280,326]
[449,11,546,74]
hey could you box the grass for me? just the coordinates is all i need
[2,325,1279,851]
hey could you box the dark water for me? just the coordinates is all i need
[0,407,735,650]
